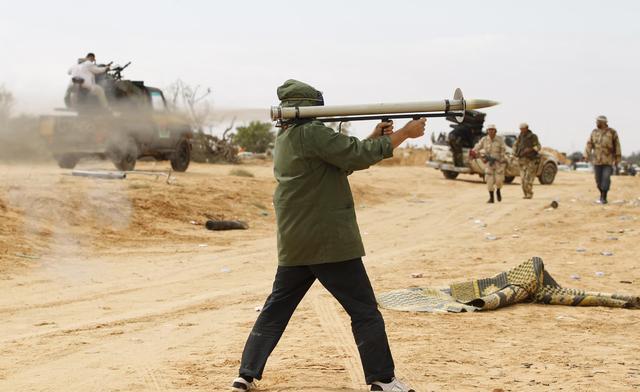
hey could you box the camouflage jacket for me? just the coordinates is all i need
[514,130,541,160]
[585,127,621,165]
[473,135,506,163]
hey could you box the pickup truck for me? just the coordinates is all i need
[427,133,558,184]
[39,62,192,172]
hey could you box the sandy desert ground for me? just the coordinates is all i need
[1,158,639,392]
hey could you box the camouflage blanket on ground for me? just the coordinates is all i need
[377,257,640,313]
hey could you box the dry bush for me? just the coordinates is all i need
[229,168,254,178]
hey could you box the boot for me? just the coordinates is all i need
[487,191,495,203]
[601,190,608,204]
[496,188,502,202]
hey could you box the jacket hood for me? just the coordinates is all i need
[277,79,324,108]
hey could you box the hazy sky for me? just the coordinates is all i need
[1,0,639,153]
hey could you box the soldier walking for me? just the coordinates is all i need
[585,115,621,204]
[231,80,421,392]
[472,124,506,203]
[513,123,541,199]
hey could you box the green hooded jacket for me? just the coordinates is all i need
[274,80,394,266]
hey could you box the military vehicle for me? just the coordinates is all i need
[39,62,192,171]
[427,111,558,184]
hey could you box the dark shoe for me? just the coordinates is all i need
[487,191,495,203]
[602,190,608,204]
[496,189,502,202]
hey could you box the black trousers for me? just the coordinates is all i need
[594,164,613,193]
[238,258,395,384]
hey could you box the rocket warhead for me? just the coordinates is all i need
[466,99,500,110]
[270,88,499,125]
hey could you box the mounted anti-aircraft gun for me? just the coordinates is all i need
[42,60,193,172]
[109,61,131,81]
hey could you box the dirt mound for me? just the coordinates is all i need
[378,147,432,166]
[0,162,399,273]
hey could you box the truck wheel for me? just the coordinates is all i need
[170,139,191,172]
[111,137,138,171]
[442,170,459,180]
[504,176,515,184]
[56,154,79,169]
[538,162,557,185]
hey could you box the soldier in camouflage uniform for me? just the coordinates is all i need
[231,80,420,392]
[513,123,541,199]
[584,115,621,204]
[472,124,506,203]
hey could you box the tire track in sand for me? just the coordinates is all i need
[311,294,428,391]
[311,295,367,391]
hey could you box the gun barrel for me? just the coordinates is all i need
[270,88,498,121]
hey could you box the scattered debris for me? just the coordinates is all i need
[33,321,56,327]
[600,251,614,256]
[126,170,171,181]
[205,220,249,231]
[189,220,198,225]
[485,235,498,241]
[570,274,581,280]
[595,271,605,277]
[260,211,269,217]
[411,273,424,278]
[198,244,208,248]
[620,280,633,284]
[549,201,559,209]
[221,266,231,273]
[474,219,487,228]
[607,236,618,241]
[255,306,263,312]
[576,247,587,253]
[512,234,520,239]
[71,170,126,180]
[619,215,634,221]
[14,253,40,260]
[408,195,427,204]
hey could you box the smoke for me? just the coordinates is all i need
[0,115,53,163]
[4,163,133,282]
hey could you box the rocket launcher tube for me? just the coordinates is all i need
[270,88,499,124]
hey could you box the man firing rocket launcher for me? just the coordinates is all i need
[231,80,498,392]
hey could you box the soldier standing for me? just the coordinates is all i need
[472,124,506,203]
[231,80,421,392]
[513,123,541,199]
[584,115,621,204]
